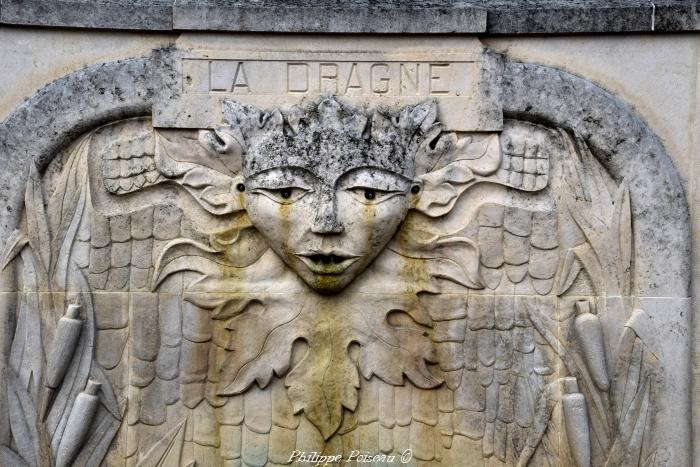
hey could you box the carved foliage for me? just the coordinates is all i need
[1,138,122,467]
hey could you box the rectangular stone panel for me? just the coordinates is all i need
[154,43,501,132]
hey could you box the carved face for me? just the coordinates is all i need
[228,98,433,293]
[243,147,416,293]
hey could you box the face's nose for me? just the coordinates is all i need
[311,188,344,234]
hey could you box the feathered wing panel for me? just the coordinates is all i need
[422,120,658,467]
[77,118,265,466]
[0,115,259,466]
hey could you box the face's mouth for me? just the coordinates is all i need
[296,252,361,275]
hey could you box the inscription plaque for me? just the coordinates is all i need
[155,49,501,131]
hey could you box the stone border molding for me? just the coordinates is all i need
[0,0,698,34]
[500,58,691,299]
[0,49,180,247]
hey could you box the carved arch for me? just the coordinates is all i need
[501,59,690,298]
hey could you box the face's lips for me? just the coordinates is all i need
[296,251,361,275]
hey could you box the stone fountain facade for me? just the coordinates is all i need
[0,2,696,466]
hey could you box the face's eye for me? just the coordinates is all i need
[347,186,404,205]
[251,187,311,204]
[338,168,411,205]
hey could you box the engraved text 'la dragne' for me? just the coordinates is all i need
[182,59,475,97]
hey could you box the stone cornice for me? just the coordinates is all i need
[0,0,698,34]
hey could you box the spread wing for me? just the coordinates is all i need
[76,118,277,466]
[0,115,274,466]
[403,119,653,467]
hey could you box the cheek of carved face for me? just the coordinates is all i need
[244,168,411,293]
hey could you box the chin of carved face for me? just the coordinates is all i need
[244,167,412,293]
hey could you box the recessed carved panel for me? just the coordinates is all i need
[0,41,689,467]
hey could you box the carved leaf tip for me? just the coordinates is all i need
[152,238,220,290]
[0,445,29,467]
[0,229,28,271]
[135,419,186,467]
[24,163,52,275]
[7,370,39,467]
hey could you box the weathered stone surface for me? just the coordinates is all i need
[500,58,690,298]
[0,30,693,467]
[1,0,699,33]
[1,0,174,30]
[171,0,486,33]
[0,48,180,247]
[485,1,654,33]
[154,35,502,132]
[654,1,700,31]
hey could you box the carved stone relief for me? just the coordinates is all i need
[0,39,690,467]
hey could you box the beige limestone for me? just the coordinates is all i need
[0,29,695,467]
[484,35,699,199]
[0,26,176,122]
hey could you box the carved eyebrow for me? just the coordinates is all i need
[337,167,412,188]
[246,166,320,187]
[247,165,317,179]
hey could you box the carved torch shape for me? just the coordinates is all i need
[45,304,83,388]
[574,300,610,391]
[55,379,101,467]
[562,378,592,467]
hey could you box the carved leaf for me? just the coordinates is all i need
[596,309,657,466]
[154,227,269,289]
[210,289,441,439]
[216,293,304,388]
[414,161,476,218]
[425,132,500,175]
[51,179,86,290]
[606,376,652,467]
[155,129,242,178]
[154,130,244,216]
[153,238,223,287]
[0,229,28,270]
[215,297,358,439]
[414,126,453,175]
[24,163,51,277]
[286,337,360,439]
[0,445,29,467]
[611,180,632,295]
[135,420,186,467]
[180,169,240,216]
[554,248,583,295]
[559,130,633,296]
[47,136,89,284]
[390,236,483,290]
[10,250,44,401]
[357,328,441,388]
[7,370,39,467]
[456,134,501,175]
